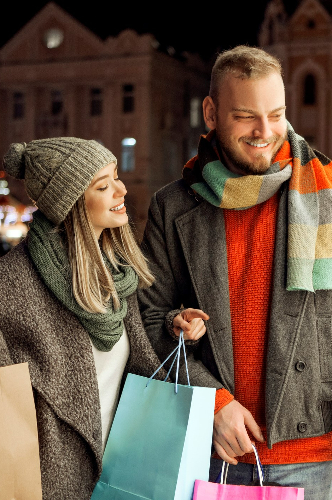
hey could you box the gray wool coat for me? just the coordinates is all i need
[0,241,166,500]
[138,179,332,450]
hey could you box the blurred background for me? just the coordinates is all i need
[0,0,329,251]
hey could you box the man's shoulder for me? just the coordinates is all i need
[151,179,199,215]
[154,178,188,201]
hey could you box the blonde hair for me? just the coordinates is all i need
[210,45,283,104]
[63,196,154,314]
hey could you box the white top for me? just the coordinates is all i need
[91,325,130,451]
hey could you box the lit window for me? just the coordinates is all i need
[190,98,201,128]
[121,138,136,172]
[90,88,103,116]
[43,28,64,49]
[123,84,135,113]
[13,92,24,119]
[51,90,63,115]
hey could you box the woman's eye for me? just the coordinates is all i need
[98,185,108,191]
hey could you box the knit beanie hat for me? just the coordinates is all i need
[2,137,117,224]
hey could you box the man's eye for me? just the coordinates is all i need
[235,115,253,120]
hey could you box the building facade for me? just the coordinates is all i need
[0,2,210,238]
[259,0,332,157]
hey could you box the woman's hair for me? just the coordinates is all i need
[209,45,283,104]
[63,196,154,314]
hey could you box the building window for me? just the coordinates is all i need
[121,138,136,172]
[190,98,201,128]
[90,88,103,116]
[123,84,135,113]
[51,90,63,115]
[13,92,25,119]
[303,74,316,105]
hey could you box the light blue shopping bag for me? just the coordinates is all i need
[91,331,216,500]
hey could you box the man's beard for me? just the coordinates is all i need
[216,131,287,175]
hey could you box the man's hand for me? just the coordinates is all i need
[172,308,209,340]
[213,400,265,465]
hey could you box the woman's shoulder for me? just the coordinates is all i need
[0,240,30,270]
[0,239,39,291]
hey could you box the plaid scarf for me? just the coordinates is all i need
[182,122,332,292]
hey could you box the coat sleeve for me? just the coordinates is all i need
[124,292,167,380]
[138,192,224,390]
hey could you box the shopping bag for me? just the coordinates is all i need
[193,445,304,499]
[91,331,216,500]
[0,362,43,500]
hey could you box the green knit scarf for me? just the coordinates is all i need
[27,210,138,351]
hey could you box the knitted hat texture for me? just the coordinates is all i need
[3,137,116,224]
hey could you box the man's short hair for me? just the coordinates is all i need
[209,45,283,103]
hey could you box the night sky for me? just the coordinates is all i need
[0,0,287,61]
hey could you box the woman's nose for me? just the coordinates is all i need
[115,180,127,196]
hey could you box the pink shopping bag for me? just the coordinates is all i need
[192,445,304,500]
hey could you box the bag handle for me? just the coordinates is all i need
[146,331,190,393]
[216,444,264,486]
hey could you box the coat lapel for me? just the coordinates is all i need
[26,311,103,462]
[266,186,308,433]
[174,201,235,392]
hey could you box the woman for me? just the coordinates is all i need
[0,137,166,499]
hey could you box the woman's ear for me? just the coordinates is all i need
[203,96,217,130]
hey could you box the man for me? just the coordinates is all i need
[138,45,332,497]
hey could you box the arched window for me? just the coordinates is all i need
[303,74,316,105]
[121,138,136,172]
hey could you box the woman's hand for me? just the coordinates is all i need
[172,308,209,340]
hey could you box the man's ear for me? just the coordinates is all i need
[203,96,217,130]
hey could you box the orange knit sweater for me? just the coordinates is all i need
[214,143,332,465]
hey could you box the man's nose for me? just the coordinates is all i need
[252,117,272,139]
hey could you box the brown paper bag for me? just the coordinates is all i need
[0,362,43,500]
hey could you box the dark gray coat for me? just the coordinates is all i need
[0,241,165,499]
[138,179,332,449]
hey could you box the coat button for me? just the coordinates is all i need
[297,422,307,433]
[295,361,306,372]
